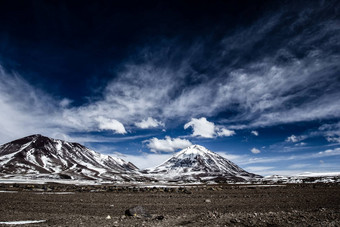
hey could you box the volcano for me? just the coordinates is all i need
[146,145,261,182]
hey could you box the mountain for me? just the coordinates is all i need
[261,172,340,184]
[0,134,145,182]
[145,145,261,182]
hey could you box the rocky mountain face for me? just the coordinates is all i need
[145,145,261,182]
[0,134,145,182]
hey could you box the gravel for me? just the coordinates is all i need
[0,183,339,226]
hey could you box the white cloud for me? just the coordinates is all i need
[251,130,259,136]
[145,136,192,153]
[216,127,236,137]
[285,135,306,143]
[251,148,261,154]
[184,117,235,138]
[135,117,164,129]
[286,135,298,143]
[184,117,215,138]
[96,116,126,134]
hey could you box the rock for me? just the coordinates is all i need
[155,215,164,220]
[208,211,216,218]
[125,206,151,218]
[106,215,111,220]
[230,218,241,223]
[205,199,211,203]
[183,189,192,194]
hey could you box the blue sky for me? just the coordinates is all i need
[0,0,339,175]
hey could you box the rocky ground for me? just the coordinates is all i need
[0,183,339,226]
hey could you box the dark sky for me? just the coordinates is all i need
[0,0,273,102]
[0,0,339,174]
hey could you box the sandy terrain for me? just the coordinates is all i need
[0,183,339,226]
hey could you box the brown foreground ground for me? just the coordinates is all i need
[0,183,339,226]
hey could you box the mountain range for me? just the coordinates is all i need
[0,134,260,183]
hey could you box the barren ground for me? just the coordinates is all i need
[0,183,339,226]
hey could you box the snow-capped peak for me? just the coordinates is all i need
[146,144,261,182]
[174,144,212,157]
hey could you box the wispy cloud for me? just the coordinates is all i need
[0,66,65,143]
[0,2,339,148]
[318,122,340,144]
[56,3,340,133]
[317,147,340,157]
[135,117,164,129]
[295,142,307,147]
[288,164,311,169]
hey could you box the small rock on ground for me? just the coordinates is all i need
[125,206,151,218]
